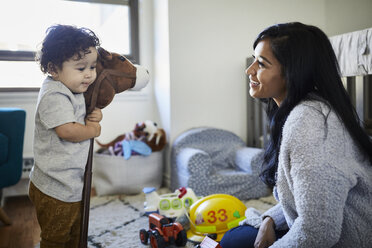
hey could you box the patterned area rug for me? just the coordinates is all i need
[88,188,276,248]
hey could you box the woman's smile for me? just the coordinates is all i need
[245,39,287,106]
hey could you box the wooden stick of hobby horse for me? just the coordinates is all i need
[80,138,94,248]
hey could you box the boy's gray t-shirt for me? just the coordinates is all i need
[30,77,90,202]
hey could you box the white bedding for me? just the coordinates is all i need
[329,27,372,77]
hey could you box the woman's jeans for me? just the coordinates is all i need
[220,225,287,248]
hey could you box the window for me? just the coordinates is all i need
[0,0,139,91]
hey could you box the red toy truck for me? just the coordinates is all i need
[139,213,187,248]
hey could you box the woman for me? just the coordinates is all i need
[220,22,372,248]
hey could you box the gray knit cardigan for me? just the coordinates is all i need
[263,100,372,247]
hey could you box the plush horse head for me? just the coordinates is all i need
[84,47,149,114]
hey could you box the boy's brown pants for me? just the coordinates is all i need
[29,182,82,248]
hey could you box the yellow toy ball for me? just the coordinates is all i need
[187,194,247,242]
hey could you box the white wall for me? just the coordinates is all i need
[153,0,171,134]
[167,0,326,141]
[325,0,372,36]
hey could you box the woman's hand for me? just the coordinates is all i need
[254,217,276,248]
[86,108,103,122]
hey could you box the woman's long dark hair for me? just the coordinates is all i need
[256,22,372,187]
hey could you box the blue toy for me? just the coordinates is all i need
[122,140,152,159]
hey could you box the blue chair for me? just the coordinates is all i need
[0,108,26,225]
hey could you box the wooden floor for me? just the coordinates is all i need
[0,188,97,248]
[0,196,40,248]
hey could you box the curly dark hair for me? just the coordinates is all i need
[36,24,100,74]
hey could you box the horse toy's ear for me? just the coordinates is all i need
[84,47,149,114]
[98,47,113,61]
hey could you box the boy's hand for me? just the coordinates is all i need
[86,108,102,122]
[86,120,101,137]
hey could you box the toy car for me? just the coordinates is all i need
[139,213,187,248]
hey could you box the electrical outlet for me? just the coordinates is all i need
[22,157,34,178]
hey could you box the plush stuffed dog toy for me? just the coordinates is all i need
[142,120,167,152]
[96,120,167,153]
